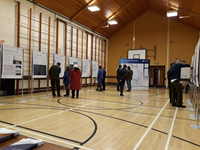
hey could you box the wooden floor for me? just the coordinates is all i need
[0,86,200,150]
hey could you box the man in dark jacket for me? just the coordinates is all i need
[168,60,190,108]
[49,62,61,97]
[125,66,133,92]
[102,67,106,90]
[116,65,122,91]
[119,65,127,96]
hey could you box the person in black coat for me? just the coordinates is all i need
[116,65,122,91]
[118,65,127,96]
[49,62,61,97]
[102,67,106,90]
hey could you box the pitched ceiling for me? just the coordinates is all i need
[32,0,200,38]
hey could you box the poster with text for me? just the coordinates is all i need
[92,61,98,77]
[82,59,90,77]
[1,45,24,79]
[53,54,65,77]
[32,51,47,78]
[68,57,78,70]
[120,59,150,90]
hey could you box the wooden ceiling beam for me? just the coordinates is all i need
[70,0,94,20]
[154,0,200,18]
[93,0,136,31]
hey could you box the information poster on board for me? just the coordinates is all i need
[82,59,90,77]
[32,51,47,78]
[68,57,78,70]
[53,54,65,77]
[120,59,150,90]
[92,61,98,77]
[1,45,24,79]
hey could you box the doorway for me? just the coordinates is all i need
[149,66,165,87]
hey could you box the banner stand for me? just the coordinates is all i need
[19,75,26,102]
[28,77,34,100]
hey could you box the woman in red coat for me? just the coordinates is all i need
[70,64,81,98]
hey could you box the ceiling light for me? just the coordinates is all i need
[179,16,190,19]
[101,24,109,28]
[108,20,118,25]
[167,10,178,17]
[87,4,100,12]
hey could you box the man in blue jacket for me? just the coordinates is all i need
[96,66,103,92]
[168,60,190,108]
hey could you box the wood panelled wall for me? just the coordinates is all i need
[0,0,107,94]
[107,10,199,85]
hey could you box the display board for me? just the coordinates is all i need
[32,51,47,78]
[82,59,90,77]
[1,45,24,79]
[119,59,150,90]
[181,67,190,79]
[92,61,98,77]
[128,49,146,59]
[53,54,65,77]
[68,57,78,70]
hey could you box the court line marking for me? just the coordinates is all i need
[132,100,169,150]
[164,107,178,150]
[15,101,97,126]
[129,94,159,114]
[0,123,94,150]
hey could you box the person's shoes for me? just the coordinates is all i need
[102,89,105,91]
[177,105,186,108]
[53,95,56,97]
[57,95,62,97]
[76,96,79,98]
[71,96,75,98]
[172,103,177,106]
[120,94,124,96]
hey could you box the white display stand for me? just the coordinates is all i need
[68,57,78,70]
[82,59,90,77]
[92,61,98,78]
[181,67,190,79]
[53,54,65,77]
[0,45,26,101]
[1,45,24,79]
[32,51,47,78]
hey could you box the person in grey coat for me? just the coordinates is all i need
[49,62,61,97]
[125,66,133,92]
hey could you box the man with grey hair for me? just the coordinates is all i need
[168,60,191,108]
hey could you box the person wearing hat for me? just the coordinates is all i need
[70,64,81,98]
[49,62,61,97]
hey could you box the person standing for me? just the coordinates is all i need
[96,66,103,92]
[102,67,106,90]
[70,64,81,98]
[119,65,127,96]
[63,66,71,96]
[125,66,133,92]
[168,60,191,108]
[116,65,122,91]
[49,62,61,97]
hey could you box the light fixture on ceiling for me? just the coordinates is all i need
[179,16,190,19]
[101,24,109,28]
[167,10,178,17]
[108,19,118,25]
[87,4,100,12]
